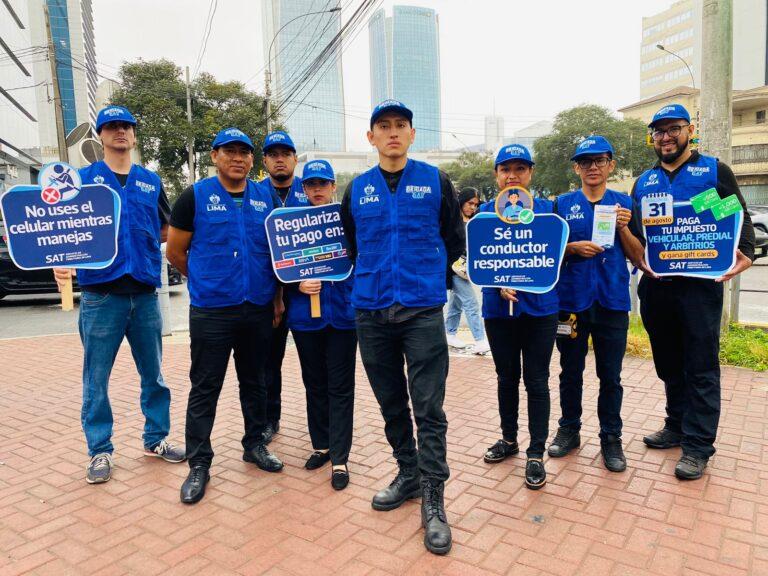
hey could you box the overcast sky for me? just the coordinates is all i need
[94,0,674,151]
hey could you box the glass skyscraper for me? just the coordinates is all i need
[262,0,346,152]
[369,6,442,151]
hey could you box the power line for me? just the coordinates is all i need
[192,0,219,79]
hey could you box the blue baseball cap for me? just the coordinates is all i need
[263,131,296,153]
[212,127,254,150]
[648,103,691,128]
[495,143,534,167]
[571,135,614,161]
[95,105,137,133]
[302,159,335,182]
[370,99,413,127]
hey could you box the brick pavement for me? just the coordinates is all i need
[1,333,767,575]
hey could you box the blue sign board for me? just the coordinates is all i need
[0,175,121,270]
[466,212,569,293]
[644,200,742,278]
[265,203,353,283]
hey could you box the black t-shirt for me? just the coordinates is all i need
[81,171,170,295]
[274,185,291,204]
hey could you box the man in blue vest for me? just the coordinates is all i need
[54,105,185,485]
[167,128,285,504]
[631,104,755,480]
[548,136,645,473]
[259,130,308,444]
[340,100,465,555]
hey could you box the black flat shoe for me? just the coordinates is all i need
[180,466,210,504]
[331,465,349,491]
[484,439,519,463]
[306,450,331,470]
[525,458,546,490]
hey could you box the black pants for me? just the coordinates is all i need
[356,307,450,482]
[484,314,557,457]
[186,302,272,468]
[639,276,723,459]
[265,315,289,424]
[556,302,628,439]
[292,327,357,465]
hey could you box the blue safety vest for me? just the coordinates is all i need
[555,189,632,313]
[634,153,718,203]
[260,175,307,207]
[187,177,277,308]
[349,160,446,310]
[77,161,162,288]
[480,198,560,318]
[286,277,355,331]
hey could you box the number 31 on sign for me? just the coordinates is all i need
[641,193,674,226]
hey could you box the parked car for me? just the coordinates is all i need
[748,205,768,234]
[1,219,181,300]
[755,227,768,260]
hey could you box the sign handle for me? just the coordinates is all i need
[61,277,74,311]
[508,299,514,317]
[310,293,321,318]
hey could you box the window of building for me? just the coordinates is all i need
[757,110,766,124]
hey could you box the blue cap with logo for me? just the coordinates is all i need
[648,103,691,128]
[95,105,137,133]
[262,130,296,153]
[571,135,614,161]
[495,143,534,167]
[302,159,335,182]
[370,99,414,127]
[212,127,254,150]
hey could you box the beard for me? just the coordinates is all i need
[655,138,689,164]
[270,171,292,183]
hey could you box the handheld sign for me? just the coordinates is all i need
[0,162,121,310]
[265,203,353,317]
[642,192,743,278]
[467,187,569,316]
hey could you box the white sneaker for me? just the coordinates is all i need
[446,334,468,349]
[472,339,490,355]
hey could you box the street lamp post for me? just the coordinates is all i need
[656,43,696,89]
[264,6,341,132]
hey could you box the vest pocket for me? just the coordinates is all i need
[131,228,161,279]
[353,270,379,305]
[406,206,431,239]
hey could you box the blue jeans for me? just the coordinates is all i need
[445,275,485,341]
[79,291,170,457]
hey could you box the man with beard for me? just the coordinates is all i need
[259,131,308,443]
[630,104,755,480]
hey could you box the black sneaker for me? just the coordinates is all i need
[547,427,580,458]
[643,428,682,449]
[305,450,331,470]
[524,458,546,490]
[484,439,519,463]
[674,454,708,480]
[86,453,113,484]
[243,444,284,472]
[372,468,422,511]
[601,435,627,472]
[262,421,280,445]
[421,480,452,555]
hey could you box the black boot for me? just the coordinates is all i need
[674,454,708,480]
[371,468,421,511]
[547,427,580,458]
[243,444,284,472]
[601,435,627,472]
[643,427,682,449]
[180,466,210,504]
[421,480,452,555]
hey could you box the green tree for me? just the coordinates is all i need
[109,59,273,200]
[441,152,497,200]
[532,105,656,196]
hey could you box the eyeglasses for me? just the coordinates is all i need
[576,157,611,169]
[651,124,690,141]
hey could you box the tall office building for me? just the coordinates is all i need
[27,0,98,163]
[0,0,41,188]
[369,6,442,152]
[640,0,767,99]
[484,115,504,153]
[262,0,346,152]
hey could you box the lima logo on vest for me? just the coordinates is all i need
[361,183,379,205]
[566,203,585,221]
[207,193,227,212]
[643,173,659,188]
[93,175,105,184]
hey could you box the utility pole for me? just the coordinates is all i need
[44,5,68,164]
[185,66,195,185]
[699,0,735,330]
[264,68,272,132]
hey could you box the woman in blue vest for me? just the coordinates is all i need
[480,144,558,490]
[285,159,356,490]
[547,136,645,474]
[167,128,285,504]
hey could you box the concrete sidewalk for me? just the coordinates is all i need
[0,334,767,575]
